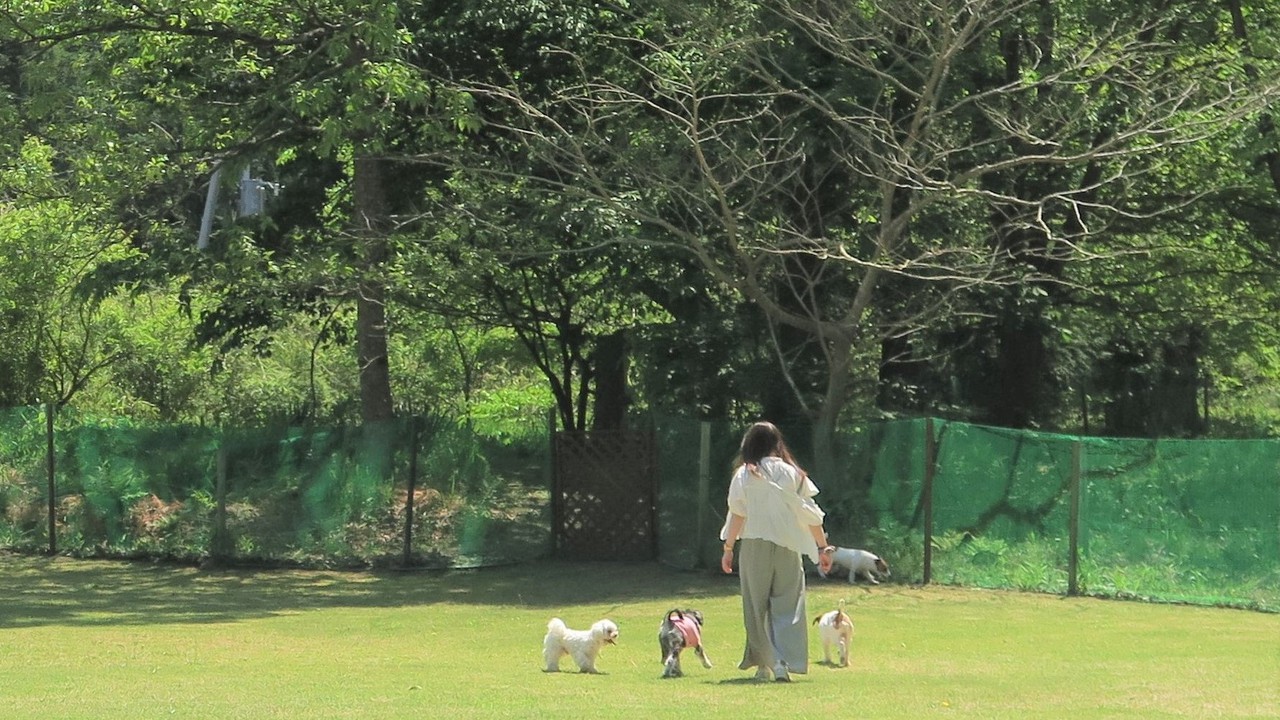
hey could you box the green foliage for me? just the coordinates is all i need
[2,0,1280,439]
[931,532,1069,594]
[391,314,553,439]
[0,137,145,407]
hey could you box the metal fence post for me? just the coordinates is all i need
[923,417,936,585]
[45,402,56,555]
[210,442,231,561]
[547,407,559,556]
[1068,441,1082,596]
[401,416,420,567]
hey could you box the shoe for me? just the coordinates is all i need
[773,662,791,682]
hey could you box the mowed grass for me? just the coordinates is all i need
[0,555,1276,719]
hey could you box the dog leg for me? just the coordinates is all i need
[662,653,677,678]
[694,644,713,669]
[852,569,877,584]
[574,650,598,674]
[543,646,562,672]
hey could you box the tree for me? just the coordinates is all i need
[447,0,1280,470]
[402,182,670,431]
[0,138,139,408]
[3,1,476,428]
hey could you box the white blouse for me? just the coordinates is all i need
[720,456,826,562]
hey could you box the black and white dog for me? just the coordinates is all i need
[657,609,713,678]
[819,547,891,584]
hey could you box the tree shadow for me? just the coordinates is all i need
[0,553,740,629]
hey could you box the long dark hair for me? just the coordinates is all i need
[737,421,807,478]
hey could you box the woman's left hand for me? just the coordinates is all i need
[720,547,734,574]
[817,546,835,574]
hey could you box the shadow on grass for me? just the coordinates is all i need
[0,553,741,629]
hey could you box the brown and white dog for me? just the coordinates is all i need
[813,606,855,667]
[820,547,891,585]
[657,609,713,678]
[543,617,619,673]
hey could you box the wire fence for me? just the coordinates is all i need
[653,417,1277,611]
[0,408,1275,610]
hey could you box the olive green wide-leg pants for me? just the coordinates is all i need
[736,538,810,674]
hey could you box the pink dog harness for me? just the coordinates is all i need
[669,614,701,647]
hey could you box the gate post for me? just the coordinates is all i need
[697,422,711,569]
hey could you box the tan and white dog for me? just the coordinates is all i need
[542,617,619,673]
[820,547,891,585]
[813,606,855,667]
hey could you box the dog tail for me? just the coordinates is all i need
[546,617,566,637]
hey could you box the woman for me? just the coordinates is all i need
[720,421,835,682]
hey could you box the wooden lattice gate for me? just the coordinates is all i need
[551,430,657,561]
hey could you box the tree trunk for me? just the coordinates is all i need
[811,334,852,495]
[1101,343,1152,437]
[990,319,1049,428]
[590,330,629,431]
[353,154,395,424]
[1153,328,1205,438]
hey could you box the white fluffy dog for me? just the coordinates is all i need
[542,617,619,673]
[813,607,855,667]
[819,547,891,584]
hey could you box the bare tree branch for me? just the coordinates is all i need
[431,0,1279,445]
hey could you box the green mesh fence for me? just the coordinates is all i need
[1077,436,1280,608]
[0,407,550,568]
[658,417,1278,612]
[0,406,47,549]
[1,408,1276,610]
[927,423,1077,593]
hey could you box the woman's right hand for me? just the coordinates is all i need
[720,547,734,574]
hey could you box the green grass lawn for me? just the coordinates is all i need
[0,554,1276,719]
